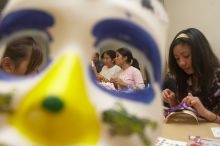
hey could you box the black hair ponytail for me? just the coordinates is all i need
[116,47,140,70]
[131,58,140,70]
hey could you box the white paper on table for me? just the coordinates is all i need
[211,127,220,138]
[156,137,187,146]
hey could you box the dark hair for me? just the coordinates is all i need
[3,36,43,74]
[169,28,220,99]
[95,52,99,58]
[102,50,116,60]
[116,47,140,70]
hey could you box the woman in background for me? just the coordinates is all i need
[96,50,121,82]
[111,47,145,90]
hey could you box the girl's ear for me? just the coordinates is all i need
[123,56,128,62]
[0,57,15,74]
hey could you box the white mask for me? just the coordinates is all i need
[0,0,168,146]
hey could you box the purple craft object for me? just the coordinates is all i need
[164,102,196,117]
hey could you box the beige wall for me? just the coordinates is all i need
[164,0,220,61]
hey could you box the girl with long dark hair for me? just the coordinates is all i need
[162,28,220,123]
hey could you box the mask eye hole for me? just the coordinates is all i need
[90,19,161,104]
[0,31,51,79]
[89,45,154,104]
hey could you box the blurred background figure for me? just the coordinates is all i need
[0,37,43,76]
[92,52,104,74]
[96,50,121,82]
[111,48,145,91]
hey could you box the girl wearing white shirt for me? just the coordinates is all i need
[96,50,121,82]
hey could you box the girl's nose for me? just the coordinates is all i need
[179,59,186,67]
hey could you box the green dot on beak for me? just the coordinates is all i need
[42,96,64,113]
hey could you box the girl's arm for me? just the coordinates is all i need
[182,93,220,123]
[133,70,145,90]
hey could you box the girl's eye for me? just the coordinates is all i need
[184,55,190,58]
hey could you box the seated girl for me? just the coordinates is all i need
[96,50,121,82]
[162,28,220,124]
[0,36,43,76]
[111,47,145,91]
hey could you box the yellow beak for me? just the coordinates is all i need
[10,53,100,146]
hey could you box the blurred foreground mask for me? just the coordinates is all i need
[0,0,168,146]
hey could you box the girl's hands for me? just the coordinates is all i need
[162,89,177,106]
[96,74,109,82]
[182,93,208,117]
[110,78,128,88]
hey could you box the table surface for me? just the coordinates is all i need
[161,121,220,142]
